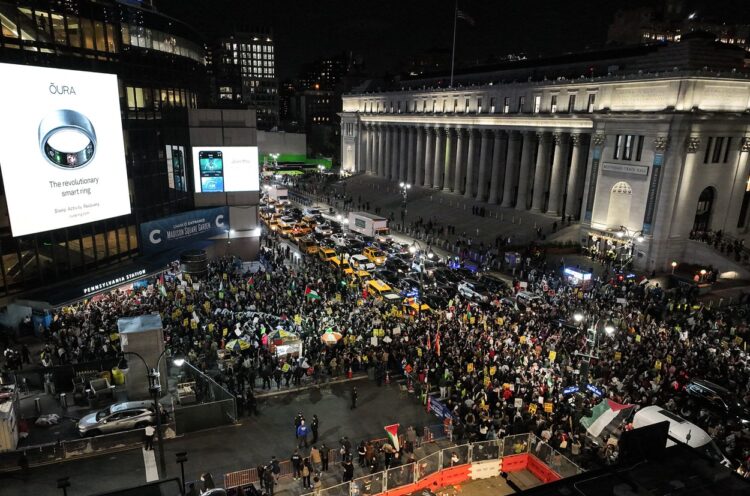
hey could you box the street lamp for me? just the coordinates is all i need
[119,350,185,477]
[399,182,411,225]
[176,451,189,495]
[671,261,678,275]
[615,226,644,270]
[57,477,70,496]
[573,313,614,386]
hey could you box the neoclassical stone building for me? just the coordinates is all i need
[340,47,750,273]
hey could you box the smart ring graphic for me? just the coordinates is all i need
[38,109,97,169]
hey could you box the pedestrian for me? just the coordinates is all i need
[302,458,312,489]
[256,464,265,490]
[143,424,155,451]
[320,443,329,472]
[270,456,281,481]
[297,419,309,448]
[263,466,275,496]
[350,386,358,409]
[357,440,366,467]
[310,445,322,474]
[311,414,319,443]
[201,473,215,492]
[291,449,302,480]
[341,459,354,483]
[313,476,322,496]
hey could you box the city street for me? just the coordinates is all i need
[2,379,435,495]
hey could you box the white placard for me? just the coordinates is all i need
[0,63,130,236]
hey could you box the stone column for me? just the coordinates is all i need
[398,125,408,182]
[515,131,536,211]
[725,137,750,233]
[501,131,522,207]
[442,129,456,191]
[464,129,478,198]
[363,125,371,173]
[415,127,425,186]
[487,130,507,204]
[453,129,467,194]
[424,128,435,188]
[433,128,446,189]
[531,132,552,212]
[371,125,379,174]
[406,126,417,185]
[390,126,401,180]
[476,129,492,202]
[378,125,391,177]
[548,133,570,216]
[564,133,589,218]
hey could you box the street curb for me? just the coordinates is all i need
[254,374,368,399]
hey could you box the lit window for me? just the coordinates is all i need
[533,95,541,113]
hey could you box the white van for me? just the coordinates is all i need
[516,291,544,308]
[632,406,731,467]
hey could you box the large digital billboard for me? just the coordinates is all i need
[0,63,130,237]
[192,146,259,193]
[166,145,187,192]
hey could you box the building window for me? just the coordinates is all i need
[465,98,470,113]
[550,95,558,113]
[503,97,510,114]
[490,97,495,113]
[432,100,436,112]
[613,135,623,160]
[397,101,401,114]
[635,136,645,161]
[614,135,644,161]
[587,94,596,113]
[533,95,541,113]
[518,96,525,113]
[453,99,458,113]
[390,102,394,113]
[568,94,576,113]
[422,101,427,112]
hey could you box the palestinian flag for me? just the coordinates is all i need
[384,423,400,452]
[305,287,321,300]
[580,399,634,443]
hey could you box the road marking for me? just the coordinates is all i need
[143,447,159,482]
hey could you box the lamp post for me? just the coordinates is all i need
[671,261,678,275]
[399,182,411,226]
[176,451,188,495]
[573,312,614,387]
[615,226,644,270]
[119,351,185,477]
[57,477,70,496]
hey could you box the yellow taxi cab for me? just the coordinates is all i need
[354,270,372,282]
[329,256,354,276]
[298,237,319,254]
[363,246,387,266]
[367,279,393,296]
[291,223,312,240]
[318,247,337,262]
[403,298,432,316]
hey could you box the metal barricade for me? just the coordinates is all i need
[384,462,414,490]
[415,450,440,481]
[317,481,351,496]
[440,443,470,468]
[502,433,531,456]
[350,472,384,496]
[471,439,502,461]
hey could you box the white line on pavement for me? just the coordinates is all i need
[142,447,159,482]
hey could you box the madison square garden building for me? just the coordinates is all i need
[0,0,208,300]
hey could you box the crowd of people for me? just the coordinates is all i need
[2,215,750,482]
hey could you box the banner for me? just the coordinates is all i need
[139,207,229,254]
[429,396,453,419]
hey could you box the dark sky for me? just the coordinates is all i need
[155,0,750,80]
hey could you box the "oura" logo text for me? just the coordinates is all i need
[49,83,76,95]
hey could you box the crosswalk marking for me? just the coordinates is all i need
[142,447,159,482]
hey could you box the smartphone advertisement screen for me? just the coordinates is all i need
[0,63,130,237]
[192,146,259,193]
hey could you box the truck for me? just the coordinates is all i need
[267,185,289,204]
[348,212,389,241]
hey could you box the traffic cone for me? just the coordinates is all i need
[385,370,390,385]
[347,367,353,379]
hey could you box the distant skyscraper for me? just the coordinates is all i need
[209,29,279,130]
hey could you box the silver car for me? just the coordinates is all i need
[77,400,157,437]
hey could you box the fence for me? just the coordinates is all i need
[0,422,176,472]
[225,432,582,494]
[172,361,237,435]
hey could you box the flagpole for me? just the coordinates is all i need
[450,0,458,88]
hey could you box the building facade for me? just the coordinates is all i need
[341,72,750,273]
[209,29,279,130]
[0,0,206,299]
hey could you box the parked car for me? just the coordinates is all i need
[78,400,159,437]
[350,254,376,272]
[457,281,490,302]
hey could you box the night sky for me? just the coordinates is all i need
[155,0,750,80]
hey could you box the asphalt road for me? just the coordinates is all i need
[3,379,435,496]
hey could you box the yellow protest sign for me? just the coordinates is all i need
[489,366,496,376]
[666,354,672,364]
[544,402,553,413]
[187,304,194,313]
[183,318,189,327]
[294,314,302,325]
[223,273,227,280]
[191,320,198,330]
[208,323,214,333]
[520,336,527,344]
[614,351,622,361]
[654,360,662,370]
[548,351,557,362]
[203,301,210,312]
[528,403,538,414]
[635,334,641,343]
[222,328,228,337]
[467,363,475,373]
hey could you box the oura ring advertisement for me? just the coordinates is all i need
[0,63,131,237]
